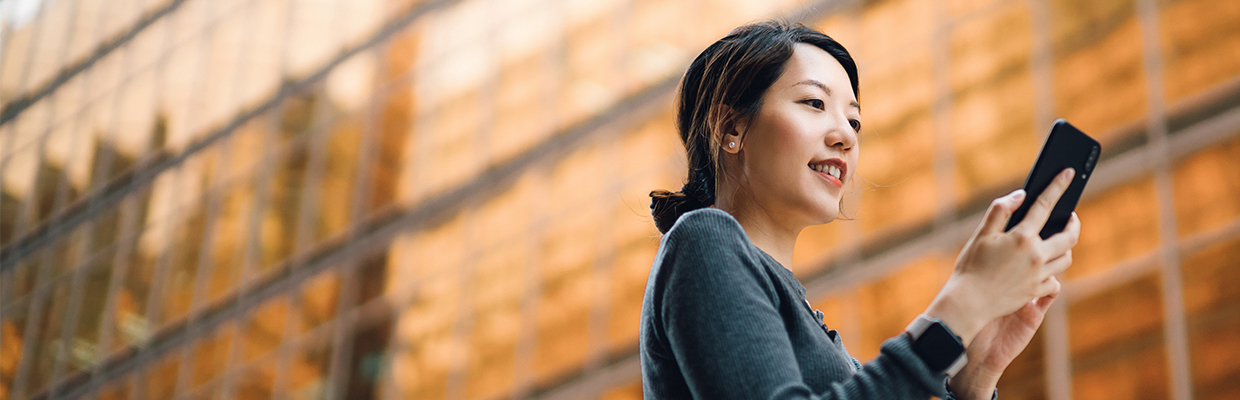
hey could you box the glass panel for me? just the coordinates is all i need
[559,13,623,129]
[492,51,554,163]
[0,300,30,398]
[288,339,333,400]
[1172,135,1240,238]
[855,0,936,63]
[97,374,132,400]
[298,270,341,337]
[465,241,524,400]
[600,379,644,400]
[158,198,210,326]
[67,256,116,375]
[191,323,235,389]
[1050,0,1147,143]
[233,358,277,400]
[608,243,656,352]
[143,350,182,400]
[108,218,159,353]
[949,2,1039,202]
[205,172,259,305]
[356,251,389,307]
[1068,272,1168,399]
[854,255,952,361]
[397,269,460,400]
[1181,237,1240,398]
[25,279,74,394]
[1158,0,1240,105]
[345,310,394,399]
[367,79,415,215]
[857,45,937,239]
[242,297,289,363]
[546,145,604,213]
[315,114,363,242]
[424,90,483,195]
[532,208,598,384]
[1068,177,1160,280]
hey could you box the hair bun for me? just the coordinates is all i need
[650,189,706,234]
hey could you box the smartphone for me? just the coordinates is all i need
[1004,119,1101,239]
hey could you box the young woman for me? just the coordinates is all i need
[641,22,1080,399]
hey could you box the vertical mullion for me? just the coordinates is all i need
[215,0,269,394]
[325,35,382,400]
[1023,0,1075,398]
[1134,0,1194,399]
[166,0,226,395]
[273,87,336,400]
[92,0,183,394]
[930,0,958,231]
[1043,300,1073,400]
[9,247,59,399]
[444,212,478,400]
[511,173,547,399]
[274,0,330,395]
[1,0,65,251]
[47,0,148,392]
[11,0,107,396]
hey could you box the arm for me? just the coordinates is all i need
[657,212,948,399]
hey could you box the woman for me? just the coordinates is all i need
[641,21,1080,399]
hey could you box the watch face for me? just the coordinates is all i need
[913,322,965,372]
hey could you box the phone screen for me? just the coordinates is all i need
[1004,119,1101,239]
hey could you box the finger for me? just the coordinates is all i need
[1017,168,1075,235]
[1034,274,1062,299]
[977,189,1027,237]
[1035,291,1058,312]
[1035,276,1060,311]
[1041,250,1073,277]
[1043,212,1081,256]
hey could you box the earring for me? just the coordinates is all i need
[728,141,736,149]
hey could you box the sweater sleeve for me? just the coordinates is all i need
[656,209,949,399]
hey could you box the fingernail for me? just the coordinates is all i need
[1063,168,1075,180]
[1012,189,1026,199]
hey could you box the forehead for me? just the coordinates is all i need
[779,43,855,100]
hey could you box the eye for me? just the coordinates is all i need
[849,119,862,132]
[802,98,824,110]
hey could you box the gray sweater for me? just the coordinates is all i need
[640,208,971,399]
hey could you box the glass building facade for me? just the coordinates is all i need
[0,0,1237,399]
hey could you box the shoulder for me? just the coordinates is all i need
[661,208,749,250]
[654,208,769,285]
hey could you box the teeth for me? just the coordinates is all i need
[810,164,843,180]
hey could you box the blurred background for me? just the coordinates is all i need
[0,0,1238,399]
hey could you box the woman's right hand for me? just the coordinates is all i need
[926,167,1081,347]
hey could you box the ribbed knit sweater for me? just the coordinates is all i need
[640,208,975,399]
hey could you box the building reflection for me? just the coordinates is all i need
[1,0,1238,399]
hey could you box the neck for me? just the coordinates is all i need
[716,196,802,268]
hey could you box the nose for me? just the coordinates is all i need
[824,114,856,151]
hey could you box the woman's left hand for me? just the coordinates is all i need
[948,278,1061,399]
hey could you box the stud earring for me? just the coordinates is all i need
[728,141,736,149]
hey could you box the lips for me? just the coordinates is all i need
[809,158,847,188]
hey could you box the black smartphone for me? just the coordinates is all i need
[1004,119,1101,239]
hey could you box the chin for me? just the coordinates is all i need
[803,198,840,225]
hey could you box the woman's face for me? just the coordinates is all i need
[727,43,860,226]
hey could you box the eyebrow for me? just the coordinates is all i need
[793,79,861,111]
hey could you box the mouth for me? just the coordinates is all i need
[808,158,846,188]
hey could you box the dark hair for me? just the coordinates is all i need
[649,21,860,234]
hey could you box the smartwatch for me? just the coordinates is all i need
[905,315,968,377]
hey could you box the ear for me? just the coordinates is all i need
[720,108,748,154]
